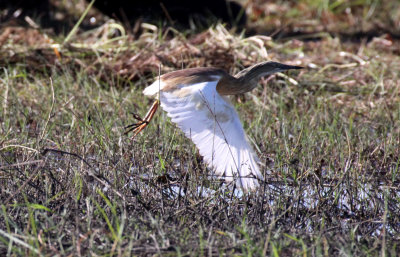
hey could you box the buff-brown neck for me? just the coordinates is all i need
[216,61,302,95]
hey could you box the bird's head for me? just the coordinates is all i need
[234,61,302,87]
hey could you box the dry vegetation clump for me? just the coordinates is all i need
[0,22,279,86]
[1,2,400,255]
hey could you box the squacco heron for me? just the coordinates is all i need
[127,61,302,191]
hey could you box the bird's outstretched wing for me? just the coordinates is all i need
[145,80,263,191]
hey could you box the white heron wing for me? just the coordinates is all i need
[146,80,263,191]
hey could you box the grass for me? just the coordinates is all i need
[245,0,400,38]
[1,1,400,255]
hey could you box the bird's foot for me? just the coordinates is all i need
[124,100,159,138]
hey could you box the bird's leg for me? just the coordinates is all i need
[125,100,159,138]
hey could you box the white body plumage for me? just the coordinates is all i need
[143,76,263,191]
